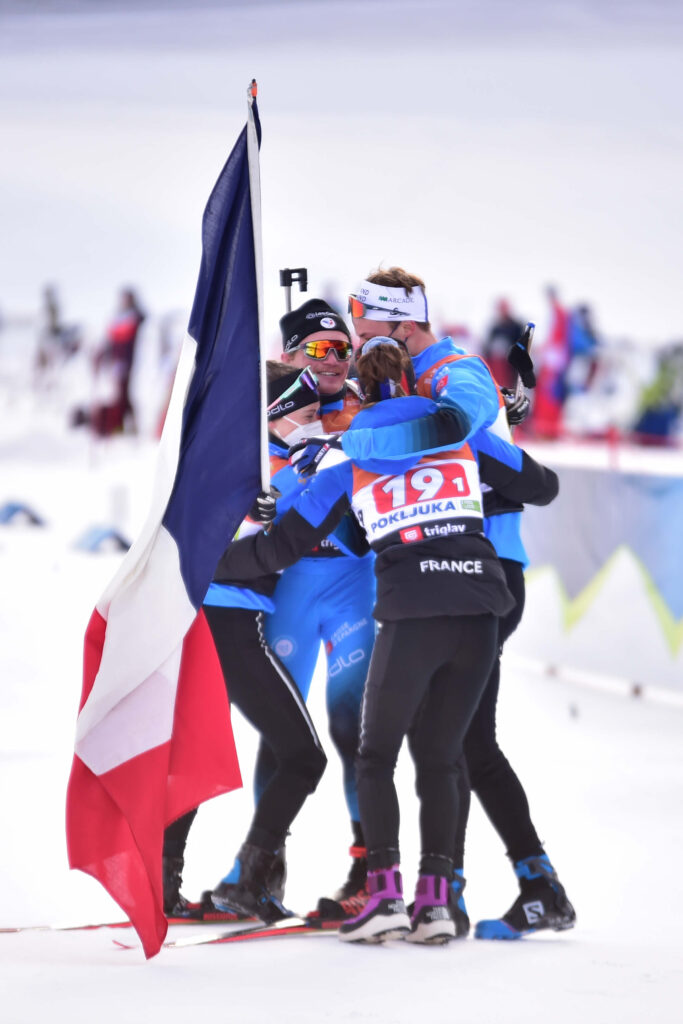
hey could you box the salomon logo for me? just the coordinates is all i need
[522,900,545,924]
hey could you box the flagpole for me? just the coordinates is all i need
[246,79,270,491]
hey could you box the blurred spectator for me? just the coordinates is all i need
[481,298,524,389]
[530,285,571,438]
[34,284,81,388]
[565,303,600,396]
[632,342,683,445]
[91,287,146,437]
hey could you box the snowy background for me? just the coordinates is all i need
[1,2,683,1022]
[2,0,683,342]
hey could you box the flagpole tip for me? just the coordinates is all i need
[249,79,258,99]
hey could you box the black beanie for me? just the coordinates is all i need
[280,298,351,353]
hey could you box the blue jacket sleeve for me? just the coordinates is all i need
[429,355,500,435]
[341,407,471,462]
[342,357,499,461]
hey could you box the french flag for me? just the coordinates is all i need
[66,84,267,959]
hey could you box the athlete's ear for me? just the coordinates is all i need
[280,350,296,364]
[394,320,417,341]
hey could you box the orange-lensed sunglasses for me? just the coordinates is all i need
[298,338,352,361]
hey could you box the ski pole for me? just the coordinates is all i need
[279,267,308,313]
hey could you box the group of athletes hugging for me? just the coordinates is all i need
[161,265,576,946]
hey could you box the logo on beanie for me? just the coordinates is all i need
[320,316,336,329]
[288,334,299,345]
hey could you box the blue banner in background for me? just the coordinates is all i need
[523,466,683,620]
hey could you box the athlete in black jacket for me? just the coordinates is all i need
[218,337,559,945]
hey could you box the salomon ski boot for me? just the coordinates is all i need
[406,875,456,944]
[475,854,576,940]
[339,866,410,943]
[211,843,294,925]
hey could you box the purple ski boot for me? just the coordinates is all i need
[339,866,410,943]
[406,875,456,944]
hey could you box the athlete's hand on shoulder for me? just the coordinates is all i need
[500,387,531,426]
[288,434,347,478]
[247,487,280,524]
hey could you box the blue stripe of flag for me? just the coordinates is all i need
[163,101,263,609]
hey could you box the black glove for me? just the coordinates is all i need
[288,434,347,479]
[501,387,531,426]
[247,488,280,525]
[507,332,536,389]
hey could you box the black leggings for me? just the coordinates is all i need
[453,559,544,866]
[164,607,326,857]
[356,613,498,877]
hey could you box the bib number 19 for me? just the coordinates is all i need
[374,464,470,513]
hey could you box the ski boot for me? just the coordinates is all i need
[448,868,470,938]
[405,875,456,944]
[268,844,287,903]
[163,855,246,921]
[193,890,254,922]
[163,855,197,919]
[316,842,369,921]
[475,854,576,940]
[211,843,294,925]
[339,866,410,943]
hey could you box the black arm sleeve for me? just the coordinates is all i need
[419,407,471,448]
[478,449,559,507]
[214,495,351,583]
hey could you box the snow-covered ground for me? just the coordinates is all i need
[1,407,682,1022]
[2,3,683,1022]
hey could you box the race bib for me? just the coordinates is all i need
[352,454,483,546]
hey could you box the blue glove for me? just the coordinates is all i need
[288,434,347,478]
